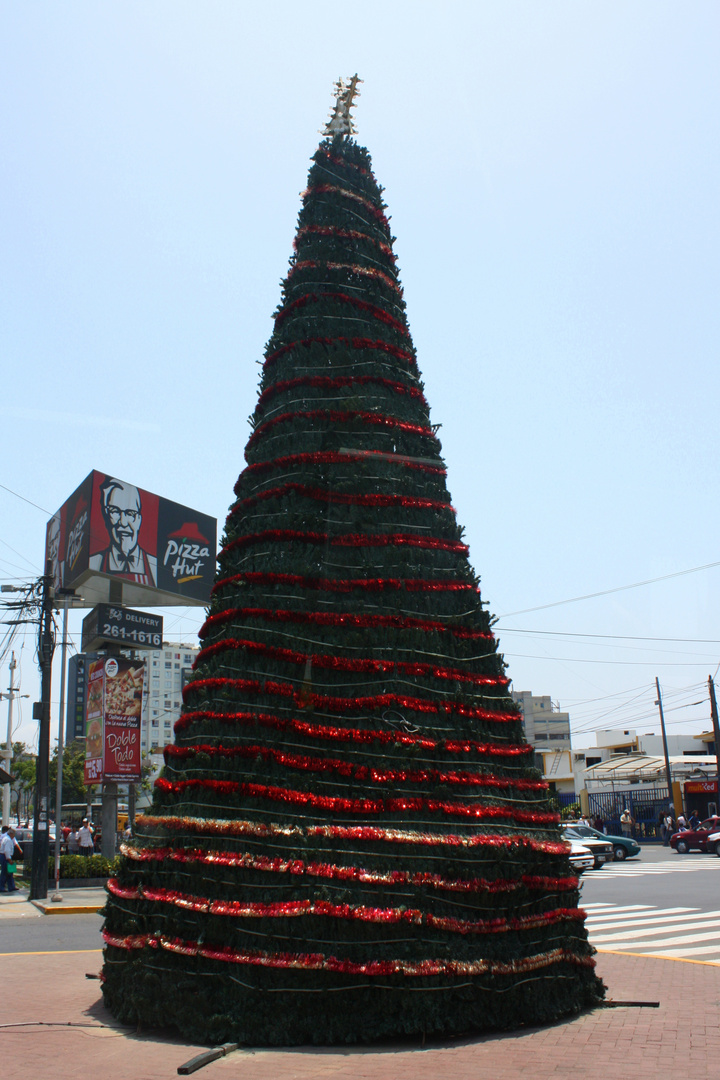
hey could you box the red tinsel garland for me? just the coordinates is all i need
[295,224,396,260]
[222,530,467,558]
[183,675,517,726]
[301,184,389,226]
[200,605,487,642]
[154,776,559,826]
[316,149,371,177]
[246,409,437,451]
[120,841,579,894]
[135,813,569,854]
[272,295,408,337]
[106,877,583,937]
[235,451,446,492]
[265,334,415,370]
[165,742,547,793]
[193,637,506,690]
[229,486,452,519]
[286,260,403,297]
[103,930,595,977]
[174,707,527,759]
[214,570,467,594]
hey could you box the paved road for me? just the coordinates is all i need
[2,844,718,964]
[581,843,720,963]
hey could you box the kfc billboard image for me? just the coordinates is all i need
[45,470,216,607]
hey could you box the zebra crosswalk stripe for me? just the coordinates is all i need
[583,902,720,963]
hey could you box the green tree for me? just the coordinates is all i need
[4,743,36,823]
[102,114,602,1044]
[50,738,90,810]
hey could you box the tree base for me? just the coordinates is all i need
[102,951,605,1046]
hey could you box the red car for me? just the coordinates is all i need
[670,816,720,854]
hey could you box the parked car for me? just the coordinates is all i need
[564,822,641,862]
[567,840,595,874]
[561,827,613,869]
[670,816,720,854]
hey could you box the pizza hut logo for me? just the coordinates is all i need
[66,495,89,572]
[163,521,210,583]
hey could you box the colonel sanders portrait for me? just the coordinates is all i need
[89,478,157,587]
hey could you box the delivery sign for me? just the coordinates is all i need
[84,657,145,784]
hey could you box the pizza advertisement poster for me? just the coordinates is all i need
[102,657,145,781]
[84,658,106,785]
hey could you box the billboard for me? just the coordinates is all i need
[84,656,145,784]
[45,471,216,607]
[81,604,163,653]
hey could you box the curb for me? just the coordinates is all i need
[30,901,104,915]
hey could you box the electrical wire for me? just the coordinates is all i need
[498,559,720,618]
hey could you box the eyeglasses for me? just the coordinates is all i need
[107,506,140,523]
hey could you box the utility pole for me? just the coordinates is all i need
[655,677,675,815]
[2,653,18,827]
[51,590,79,901]
[708,676,720,808]
[30,561,55,901]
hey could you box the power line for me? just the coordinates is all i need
[0,482,51,516]
[498,558,720,618]
[500,627,720,645]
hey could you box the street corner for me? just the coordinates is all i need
[0,889,42,918]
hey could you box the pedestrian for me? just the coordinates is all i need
[577,814,590,827]
[67,827,80,854]
[676,812,687,831]
[620,808,634,837]
[0,825,23,893]
[592,814,604,833]
[688,810,700,830]
[663,812,675,846]
[78,818,95,855]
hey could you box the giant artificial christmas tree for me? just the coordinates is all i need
[102,78,604,1044]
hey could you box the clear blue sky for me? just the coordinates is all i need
[2,2,719,751]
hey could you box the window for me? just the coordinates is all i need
[165,661,172,669]
[174,663,180,670]
[183,654,193,664]
[164,700,171,709]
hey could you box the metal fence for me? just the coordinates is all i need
[587,787,670,840]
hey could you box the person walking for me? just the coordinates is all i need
[78,819,95,855]
[0,826,23,893]
[620,808,634,837]
[663,812,675,846]
[67,826,80,854]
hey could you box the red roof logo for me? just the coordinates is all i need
[167,521,210,545]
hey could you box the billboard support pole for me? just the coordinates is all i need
[30,562,54,901]
[101,781,118,860]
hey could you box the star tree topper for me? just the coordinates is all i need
[323,74,363,136]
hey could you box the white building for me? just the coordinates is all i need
[142,642,199,754]
[511,691,575,797]
[511,691,572,750]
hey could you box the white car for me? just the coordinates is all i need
[706,830,720,856]
[562,827,614,869]
[567,840,594,874]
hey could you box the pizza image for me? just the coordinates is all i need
[105,664,144,719]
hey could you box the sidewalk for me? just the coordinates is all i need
[0,885,106,916]
[2,943,719,1079]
